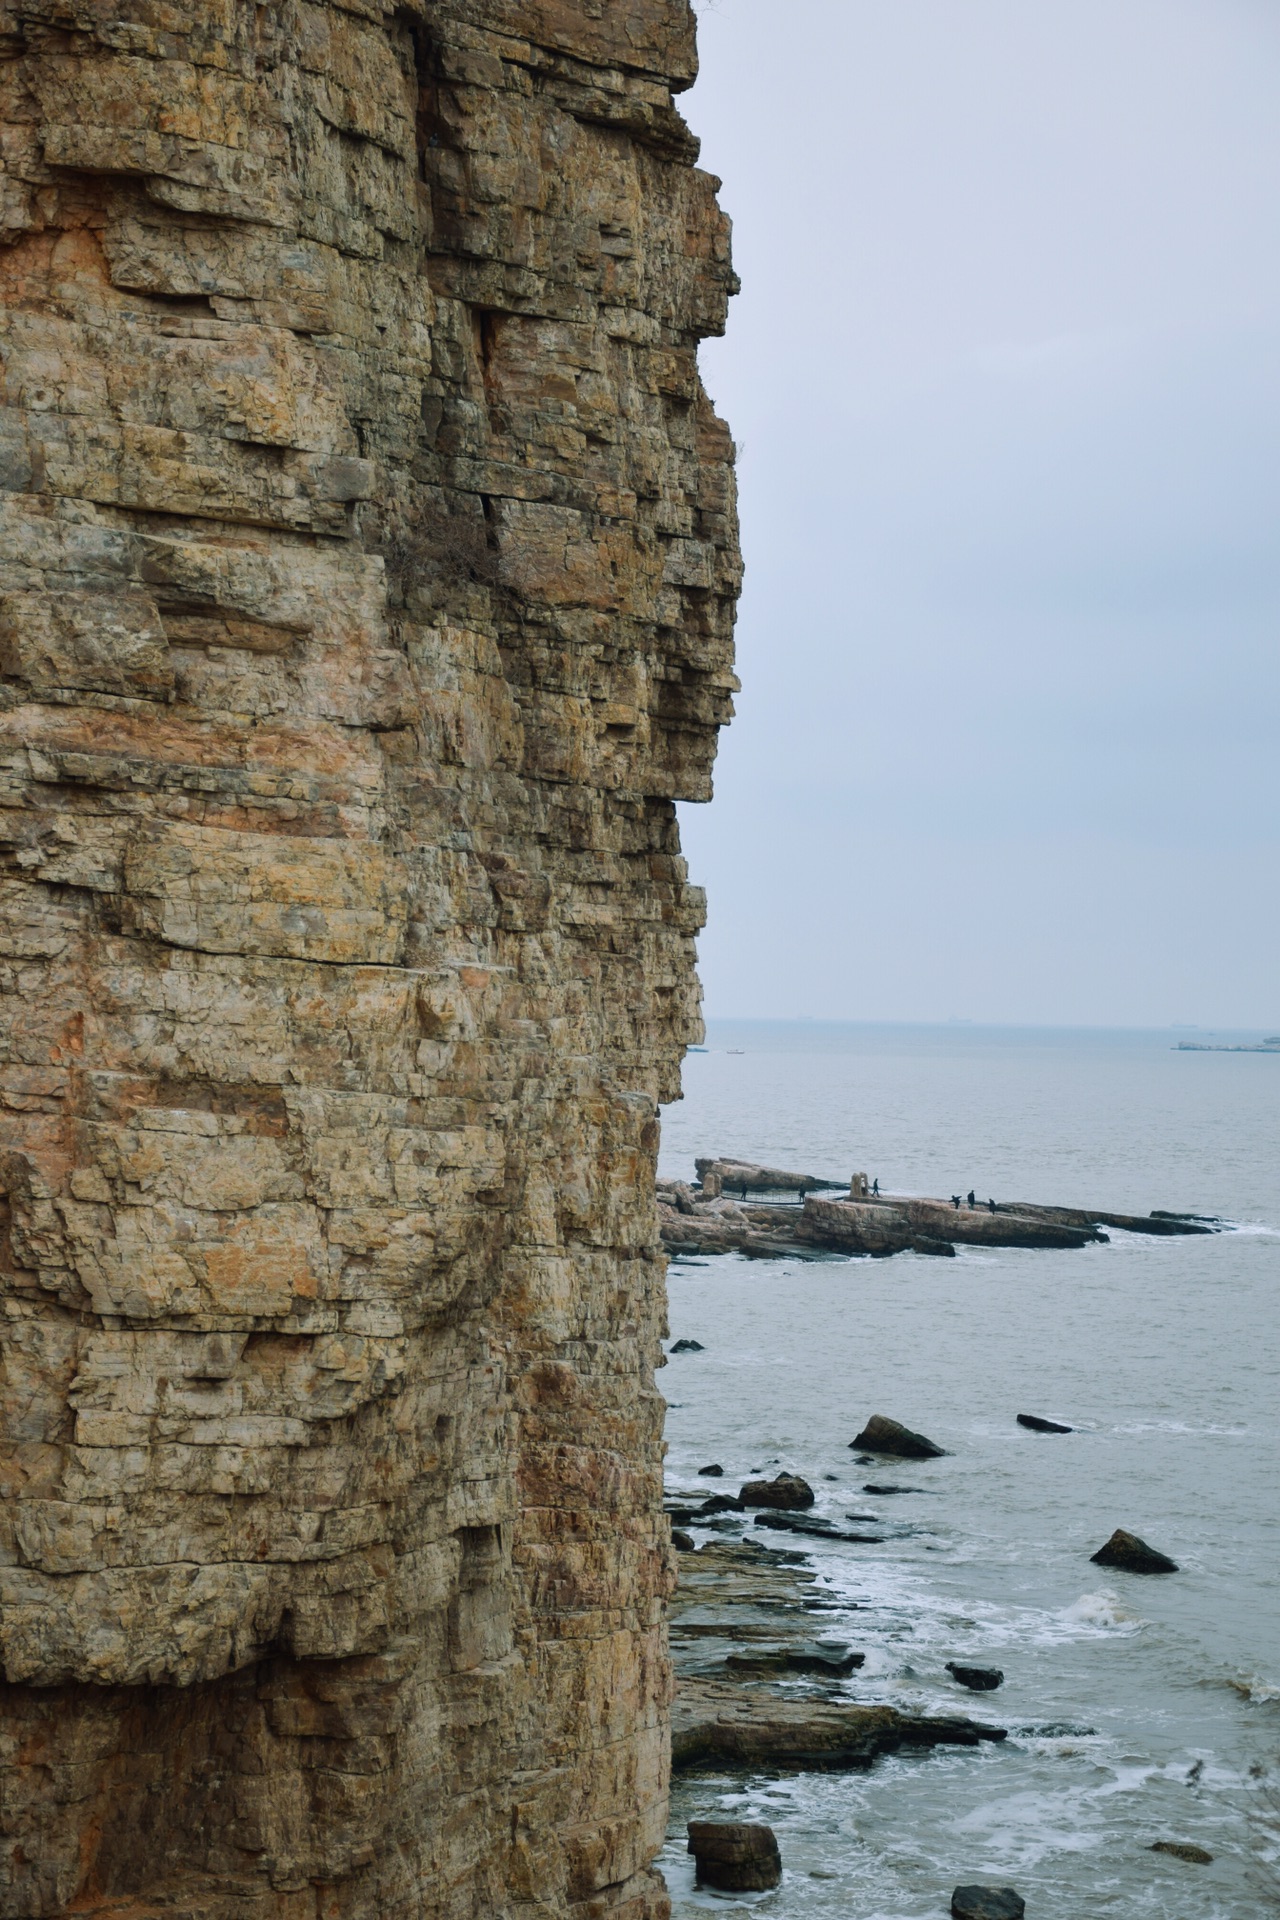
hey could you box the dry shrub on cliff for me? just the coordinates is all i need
[379,501,501,604]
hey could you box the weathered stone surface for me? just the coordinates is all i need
[0,4,738,1916]
[686,1821,780,1892]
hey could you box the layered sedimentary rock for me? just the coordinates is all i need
[0,5,738,1915]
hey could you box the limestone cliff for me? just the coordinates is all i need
[0,4,738,1914]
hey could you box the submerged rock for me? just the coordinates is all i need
[851,1414,947,1459]
[951,1888,1025,1920]
[739,1472,814,1510]
[1090,1528,1179,1574]
[669,1338,704,1354]
[687,1820,781,1891]
[946,1662,1004,1692]
[1017,1412,1073,1433]
[863,1483,925,1495]
[1150,1839,1214,1864]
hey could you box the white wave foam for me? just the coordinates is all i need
[1062,1589,1144,1632]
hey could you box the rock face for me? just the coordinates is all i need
[0,6,738,1918]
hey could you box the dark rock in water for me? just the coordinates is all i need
[1150,1839,1214,1864]
[698,1493,745,1515]
[687,1820,781,1892]
[739,1472,815,1510]
[698,1463,724,1476]
[951,1888,1025,1920]
[851,1414,947,1459]
[863,1483,925,1495]
[671,1529,696,1551]
[754,1512,884,1544]
[669,1338,704,1353]
[911,1233,957,1256]
[1090,1528,1178,1574]
[726,1648,865,1677]
[946,1662,1004,1691]
[1017,1412,1073,1433]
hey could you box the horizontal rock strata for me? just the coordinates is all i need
[669,1538,1005,1771]
[0,4,738,1917]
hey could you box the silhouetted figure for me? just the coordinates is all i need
[988,1198,997,1214]
[966,1189,976,1208]
[951,1194,961,1210]
[872,1177,880,1196]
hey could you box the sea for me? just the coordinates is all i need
[656,1021,1280,1919]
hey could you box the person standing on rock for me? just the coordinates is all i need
[988,1197,997,1214]
[952,1194,962,1210]
[872,1177,880,1196]
[967,1189,976,1208]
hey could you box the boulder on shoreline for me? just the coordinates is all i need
[739,1472,814,1510]
[852,1414,947,1460]
[1017,1412,1073,1433]
[1090,1528,1179,1574]
[698,1463,724,1476]
[687,1820,781,1891]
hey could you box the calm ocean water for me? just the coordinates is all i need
[656,1022,1280,1919]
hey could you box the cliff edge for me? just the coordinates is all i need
[0,4,738,1914]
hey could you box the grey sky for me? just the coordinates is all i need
[679,0,1280,1025]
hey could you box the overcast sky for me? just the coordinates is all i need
[679,0,1280,1026]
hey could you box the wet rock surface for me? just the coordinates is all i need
[1091,1529,1180,1573]
[947,1663,1005,1691]
[686,1820,782,1891]
[1150,1839,1214,1863]
[669,1538,1006,1773]
[852,1414,948,1459]
[739,1472,815,1509]
[1018,1413,1074,1433]
[951,1887,1026,1919]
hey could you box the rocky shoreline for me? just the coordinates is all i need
[668,1536,1007,1773]
[659,1157,1223,1260]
